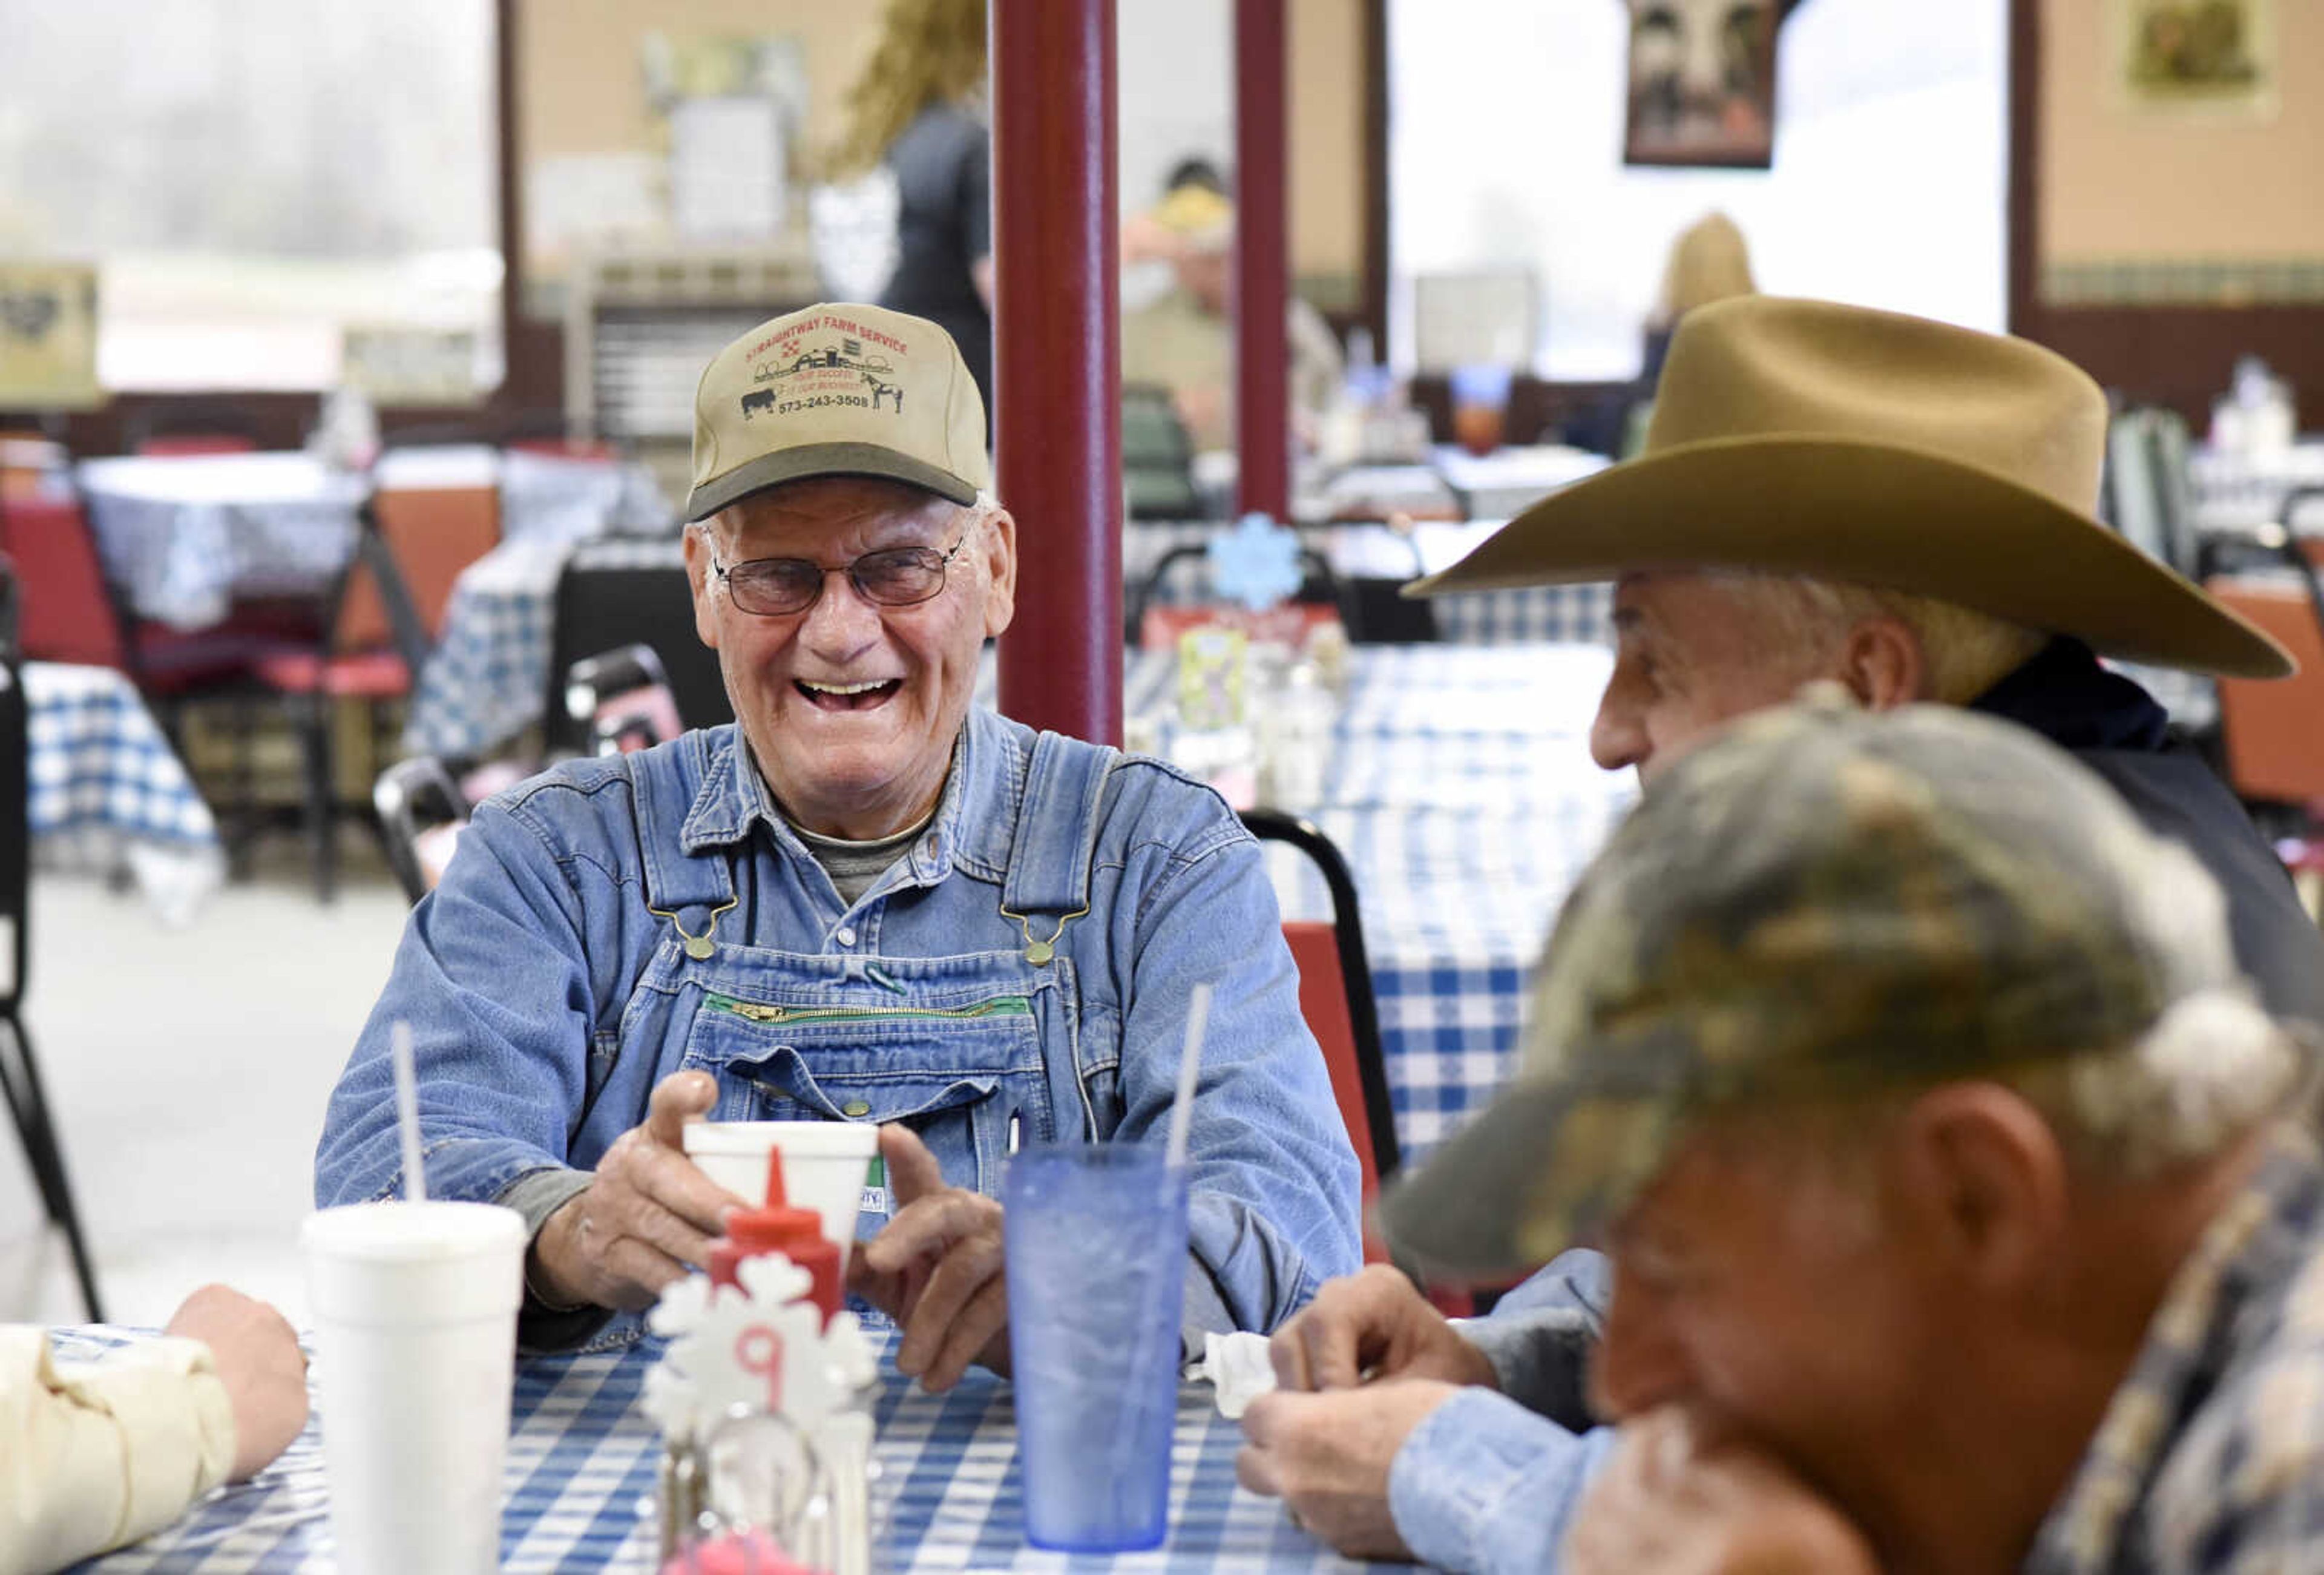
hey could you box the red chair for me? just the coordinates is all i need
[1239,810,1402,1266]
[249,493,431,901]
[0,488,287,712]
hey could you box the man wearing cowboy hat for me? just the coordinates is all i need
[1238,297,2324,1565]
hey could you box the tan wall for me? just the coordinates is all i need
[517,0,875,168]
[1289,0,1367,302]
[2041,0,2324,263]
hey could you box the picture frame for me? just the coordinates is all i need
[1623,0,1781,170]
[2112,0,2277,119]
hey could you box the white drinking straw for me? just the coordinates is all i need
[391,1020,428,1203]
[1163,982,1212,1171]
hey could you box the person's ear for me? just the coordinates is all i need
[681,524,722,650]
[1840,617,1925,708]
[1888,1085,2068,1297]
[979,507,1017,638]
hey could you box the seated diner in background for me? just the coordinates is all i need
[1367,699,2324,1574]
[1238,294,2324,1567]
[2,1284,307,1573]
[313,302,1361,1382]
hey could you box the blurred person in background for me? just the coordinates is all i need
[1564,210,1756,458]
[831,0,994,415]
[3,1284,307,1572]
[1120,173,1344,455]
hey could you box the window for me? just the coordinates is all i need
[1388,0,2007,380]
[0,0,499,394]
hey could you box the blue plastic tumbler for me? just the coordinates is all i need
[1002,1143,1190,1553]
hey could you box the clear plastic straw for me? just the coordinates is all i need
[1163,983,1211,1171]
[391,1020,427,1203]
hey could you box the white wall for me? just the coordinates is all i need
[1118,0,1235,219]
[1388,0,2008,380]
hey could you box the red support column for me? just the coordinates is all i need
[1234,0,1291,522]
[993,0,1122,746]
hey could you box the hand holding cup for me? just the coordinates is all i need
[531,1070,749,1312]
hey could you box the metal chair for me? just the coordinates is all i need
[1239,809,1400,1222]
[0,557,104,1318]
[373,755,470,906]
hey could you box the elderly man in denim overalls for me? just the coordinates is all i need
[315,303,1361,1378]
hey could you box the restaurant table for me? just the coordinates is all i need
[1126,519,1612,648]
[23,662,223,924]
[2186,439,2324,533]
[62,1324,1387,1573]
[78,449,669,632]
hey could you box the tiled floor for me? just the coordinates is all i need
[2,847,410,1331]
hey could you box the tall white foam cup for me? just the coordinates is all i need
[301,1200,527,1575]
[683,1120,881,1270]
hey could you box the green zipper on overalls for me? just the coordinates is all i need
[701,993,1035,1028]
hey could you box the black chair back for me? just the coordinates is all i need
[542,546,730,756]
[1239,807,1400,1182]
[0,555,105,1318]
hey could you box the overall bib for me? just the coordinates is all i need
[610,732,1121,1234]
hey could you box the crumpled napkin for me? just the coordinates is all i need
[1190,1330,1279,1419]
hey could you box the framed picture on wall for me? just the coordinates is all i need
[2113,0,2277,117]
[1623,0,1779,169]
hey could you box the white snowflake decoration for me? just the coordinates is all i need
[642,1253,876,1446]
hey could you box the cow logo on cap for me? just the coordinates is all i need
[736,314,916,424]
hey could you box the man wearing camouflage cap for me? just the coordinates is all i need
[317,303,1359,1377]
[1244,699,2324,1571]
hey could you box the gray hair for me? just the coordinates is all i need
[1716,573,2049,705]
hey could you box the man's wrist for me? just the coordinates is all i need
[524,1195,591,1312]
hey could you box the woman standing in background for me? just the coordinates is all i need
[830,0,994,415]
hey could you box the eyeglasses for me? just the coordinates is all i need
[709,531,973,617]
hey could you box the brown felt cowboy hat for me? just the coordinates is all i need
[1405,296,2292,679]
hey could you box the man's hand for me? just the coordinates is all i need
[1236,1379,1460,1560]
[163,1284,308,1482]
[529,1071,744,1313]
[846,1125,1007,1393]
[1270,1264,1497,1393]
[1564,1409,1880,1575]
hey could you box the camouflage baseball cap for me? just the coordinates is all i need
[685,301,991,522]
[1379,692,2239,1278]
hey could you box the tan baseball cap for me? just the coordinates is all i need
[684,302,991,521]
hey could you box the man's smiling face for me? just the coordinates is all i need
[685,475,1016,840]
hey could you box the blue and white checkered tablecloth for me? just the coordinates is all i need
[63,1326,1379,1573]
[79,454,369,631]
[23,662,223,923]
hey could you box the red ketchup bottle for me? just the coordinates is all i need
[707,1148,843,1327]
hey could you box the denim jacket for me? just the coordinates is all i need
[313,708,1361,1350]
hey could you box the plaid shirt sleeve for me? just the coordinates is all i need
[2145,1309,2324,1573]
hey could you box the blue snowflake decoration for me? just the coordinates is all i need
[1206,512,1304,612]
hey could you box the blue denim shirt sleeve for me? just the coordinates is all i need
[314,797,606,1211]
[1458,1250,1611,1430]
[1387,1388,1616,1575]
[1098,795,1364,1333]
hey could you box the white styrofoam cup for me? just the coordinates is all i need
[300,1200,527,1575]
